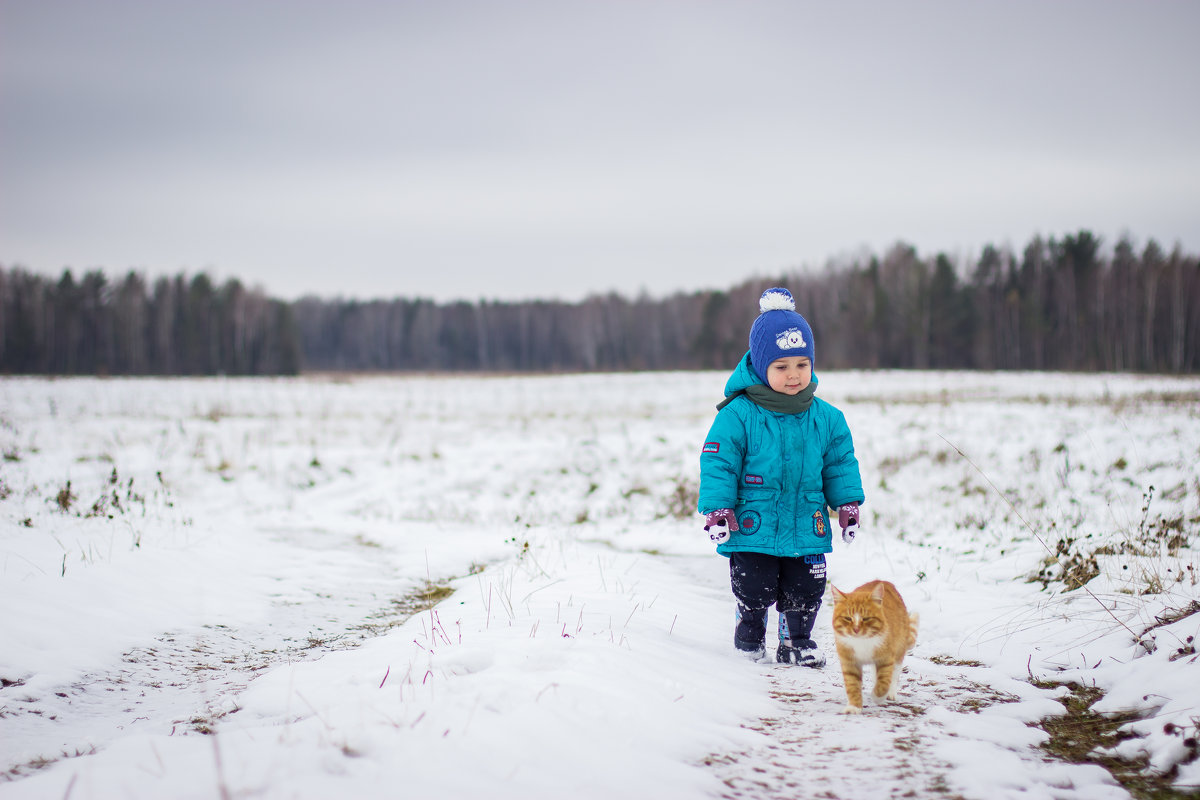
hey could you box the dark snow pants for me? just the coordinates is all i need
[730,551,827,651]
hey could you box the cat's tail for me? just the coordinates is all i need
[907,613,920,652]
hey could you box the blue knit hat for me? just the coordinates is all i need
[748,288,815,383]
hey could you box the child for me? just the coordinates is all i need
[698,288,864,666]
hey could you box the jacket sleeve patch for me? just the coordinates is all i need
[702,442,721,454]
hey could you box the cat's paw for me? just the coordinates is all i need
[841,704,863,715]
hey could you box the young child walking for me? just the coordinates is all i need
[698,288,865,666]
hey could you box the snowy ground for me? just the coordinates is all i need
[1,370,1198,799]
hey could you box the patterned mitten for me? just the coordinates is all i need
[838,503,860,544]
[704,508,739,543]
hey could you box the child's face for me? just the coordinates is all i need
[766,356,812,395]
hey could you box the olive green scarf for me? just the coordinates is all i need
[716,382,816,414]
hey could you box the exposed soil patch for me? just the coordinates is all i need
[1036,682,1197,800]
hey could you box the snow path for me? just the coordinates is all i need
[710,657,990,800]
[670,548,1121,800]
[2,522,443,772]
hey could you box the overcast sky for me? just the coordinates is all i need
[2,1,1198,303]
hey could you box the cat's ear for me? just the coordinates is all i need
[830,585,846,601]
[870,583,885,604]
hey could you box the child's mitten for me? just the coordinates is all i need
[838,503,860,544]
[704,508,739,543]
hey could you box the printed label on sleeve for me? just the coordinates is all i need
[702,442,721,454]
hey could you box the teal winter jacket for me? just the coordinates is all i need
[698,353,865,558]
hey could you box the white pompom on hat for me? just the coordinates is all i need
[748,288,815,383]
[758,288,797,313]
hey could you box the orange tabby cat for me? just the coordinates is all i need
[830,580,919,714]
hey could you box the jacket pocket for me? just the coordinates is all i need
[734,487,776,538]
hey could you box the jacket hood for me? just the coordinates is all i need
[724,350,819,397]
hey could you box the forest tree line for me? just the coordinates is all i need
[0,270,300,376]
[2,230,1197,376]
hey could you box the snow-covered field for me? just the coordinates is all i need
[1,370,1198,799]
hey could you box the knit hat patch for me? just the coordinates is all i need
[773,327,808,351]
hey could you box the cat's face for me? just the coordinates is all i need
[831,592,886,638]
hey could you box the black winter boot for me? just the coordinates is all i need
[776,638,826,668]
[734,606,768,660]
[777,607,824,667]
